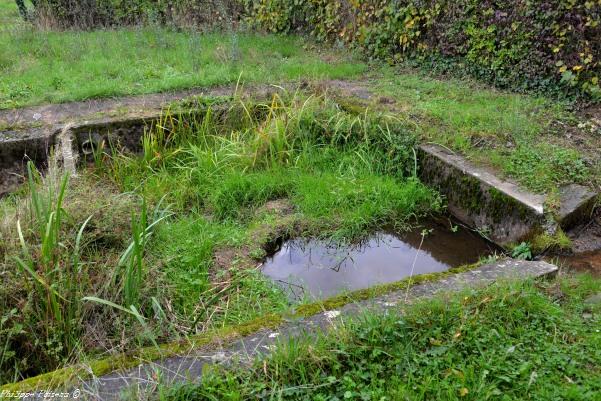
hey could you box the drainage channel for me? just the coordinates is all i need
[262,219,497,300]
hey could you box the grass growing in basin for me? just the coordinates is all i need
[0,93,440,383]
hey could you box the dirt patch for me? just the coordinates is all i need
[554,208,601,275]
[255,198,295,216]
[559,251,601,276]
[320,79,375,101]
[211,199,298,277]
[568,208,601,253]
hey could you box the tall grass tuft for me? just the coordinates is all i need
[84,197,170,348]
[118,197,170,308]
[13,162,91,368]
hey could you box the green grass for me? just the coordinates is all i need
[0,0,18,28]
[1,2,598,388]
[0,23,365,108]
[0,93,441,383]
[149,215,288,327]
[372,68,591,193]
[162,274,601,401]
[1,0,597,194]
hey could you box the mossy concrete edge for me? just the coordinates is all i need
[0,262,481,393]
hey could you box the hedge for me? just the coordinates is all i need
[15,0,243,29]
[243,0,600,99]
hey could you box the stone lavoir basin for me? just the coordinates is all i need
[261,219,496,300]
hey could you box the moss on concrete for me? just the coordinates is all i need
[0,314,284,393]
[1,261,485,393]
[333,97,370,115]
[294,262,479,317]
[531,229,572,253]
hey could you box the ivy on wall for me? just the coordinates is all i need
[245,0,601,99]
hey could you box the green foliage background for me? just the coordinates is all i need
[15,0,601,98]
[244,0,601,99]
[17,0,243,28]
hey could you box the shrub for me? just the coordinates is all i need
[18,0,600,99]
[18,0,244,29]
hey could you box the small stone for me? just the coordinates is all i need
[32,112,42,121]
[324,310,341,319]
[268,332,280,338]
[210,352,227,362]
[584,293,601,306]
[582,312,593,320]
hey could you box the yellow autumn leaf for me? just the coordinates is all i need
[460,388,469,397]
[559,66,567,73]
[573,65,583,72]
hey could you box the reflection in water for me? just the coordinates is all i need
[261,221,494,300]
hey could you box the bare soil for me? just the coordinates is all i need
[560,251,601,276]
[558,208,601,275]
[211,199,298,278]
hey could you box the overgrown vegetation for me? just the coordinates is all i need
[15,0,243,28]
[162,275,601,401]
[370,70,594,193]
[2,0,600,393]
[0,93,440,383]
[3,0,596,194]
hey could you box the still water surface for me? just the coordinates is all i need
[261,220,494,300]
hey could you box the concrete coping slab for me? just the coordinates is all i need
[420,144,546,214]
[418,144,598,245]
[73,259,557,401]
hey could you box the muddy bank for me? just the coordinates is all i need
[555,208,601,275]
[558,251,601,275]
